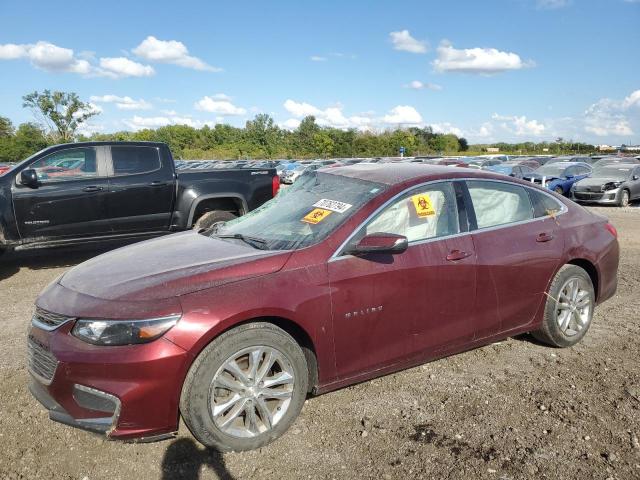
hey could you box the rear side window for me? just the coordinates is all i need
[111,146,160,176]
[467,180,533,229]
[528,189,564,218]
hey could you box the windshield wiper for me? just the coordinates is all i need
[214,233,268,250]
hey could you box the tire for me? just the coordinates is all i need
[193,210,237,231]
[532,265,595,348]
[618,189,630,207]
[180,322,309,452]
[554,186,564,195]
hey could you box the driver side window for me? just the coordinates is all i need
[29,147,98,183]
[363,182,459,243]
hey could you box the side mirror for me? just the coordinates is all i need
[565,174,574,179]
[633,175,639,181]
[20,168,39,188]
[348,233,408,255]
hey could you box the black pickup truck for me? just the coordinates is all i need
[0,141,279,254]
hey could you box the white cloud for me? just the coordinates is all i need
[492,113,546,136]
[622,89,640,109]
[98,57,155,78]
[433,41,532,74]
[584,98,634,137]
[431,122,464,137]
[283,99,322,117]
[77,122,106,136]
[90,95,152,110]
[536,0,571,9]
[123,115,216,130]
[389,30,428,54]
[282,99,376,130]
[310,56,327,62]
[280,118,301,130]
[405,80,443,91]
[132,36,221,72]
[195,95,246,115]
[383,105,423,125]
[0,41,91,74]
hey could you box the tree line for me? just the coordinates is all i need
[0,90,597,163]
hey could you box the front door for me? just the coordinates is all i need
[106,145,174,233]
[12,146,111,240]
[328,181,477,380]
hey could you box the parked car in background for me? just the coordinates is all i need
[0,142,279,255]
[280,164,308,184]
[485,164,535,179]
[522,161,592,196]
[503,159,541,170]
[572,163,640,207]
[28,163,619,451]
[591,157,640,169]
[0,163,14,175]
[437,158,467,167]
[462,158,503,169]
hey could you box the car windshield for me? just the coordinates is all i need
[212,171,386,250]
[592,166,633,180]
[535,164,568,177]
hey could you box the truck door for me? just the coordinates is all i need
[11,146,111,240]
[105,145,175,233]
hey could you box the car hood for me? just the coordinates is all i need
[59,231,292,301]
[575,177,622,187]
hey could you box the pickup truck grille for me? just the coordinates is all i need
[32,307,74,331]
[27,336,58,384]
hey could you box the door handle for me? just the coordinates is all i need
[149,181,166,187]
[536,232,554,243]
[446,250,472,261]
[82,186,103,192]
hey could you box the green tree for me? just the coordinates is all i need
[312,132,335,157]
[245,114,282,157]
[22,90,99,142]
[0,116,14,138]
[457,137,469,152]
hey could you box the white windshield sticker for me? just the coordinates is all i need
[313,199,353,213]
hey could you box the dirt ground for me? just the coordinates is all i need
[1,206,639,480]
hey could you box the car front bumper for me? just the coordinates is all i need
[27,320,188,441]
[572,188,620,204]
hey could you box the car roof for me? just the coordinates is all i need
[322,162,522,186]
[545,161,591,167]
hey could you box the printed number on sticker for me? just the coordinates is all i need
[302,208,332,224]
[411,194,435,217]
[313,199,353,213]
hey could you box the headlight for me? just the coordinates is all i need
[602,182,622,191]
[71,315,180,346]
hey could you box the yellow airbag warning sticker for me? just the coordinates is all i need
[411,194,436,217]
[302,208,332,224]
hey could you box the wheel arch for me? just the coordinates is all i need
[188,194,248,227]
[566,258,599,301]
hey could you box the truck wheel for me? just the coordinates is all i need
[193,210,236,231]
[532,265,595,348]
[180,322,309,451]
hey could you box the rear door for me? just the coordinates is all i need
[465,180,564,337]
[11,146,111,240]
[106,145,175,233]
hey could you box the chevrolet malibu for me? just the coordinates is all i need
[28,164,619,452]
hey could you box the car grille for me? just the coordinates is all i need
[27,336,58,384]
[574,192,604,200]
[32,307,74,331]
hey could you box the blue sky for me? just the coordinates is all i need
[0,0,639,144]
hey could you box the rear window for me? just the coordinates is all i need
[111,146,160,176]
[467,180,533,229]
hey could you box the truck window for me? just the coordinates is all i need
[111,146,160,176]
[30,147,97,182]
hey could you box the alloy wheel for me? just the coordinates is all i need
[209,346,295,438]
[554,277,592,337]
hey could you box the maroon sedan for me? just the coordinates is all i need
[28,164,619,451]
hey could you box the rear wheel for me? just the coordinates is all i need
[180,323,308,451]
[618,189,630,207]
[193,210,237,231]
[533,265,595,348]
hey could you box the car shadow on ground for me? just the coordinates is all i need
[0,240,137,282]
[161,438,234,480]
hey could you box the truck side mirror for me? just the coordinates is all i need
[21,168,39,188]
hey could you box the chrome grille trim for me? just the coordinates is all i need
[27,337,58,385]
[32,307,75,331]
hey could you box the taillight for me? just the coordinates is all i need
[272,175,280,197]
[605,222,617,239]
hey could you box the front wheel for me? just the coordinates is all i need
[554,186,564,195]
[180,323,309,451]
[618,189,630,207]
[533,265,595,347]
